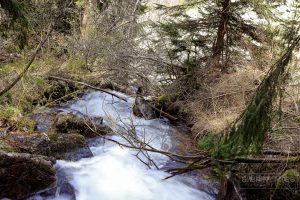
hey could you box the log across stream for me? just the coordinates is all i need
[29,90,215,200]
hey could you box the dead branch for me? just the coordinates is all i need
[164,159,211,179]
[149,105,178,121]
[48,75,128,102]
[103,135,207,161]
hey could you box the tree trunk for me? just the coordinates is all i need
[81,0,97,39]
[213,0,231,70]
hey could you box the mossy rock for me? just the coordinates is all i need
[50,133,85,152]
[53,112,112,138]
[49,133,93,161]
[5,132,51,155]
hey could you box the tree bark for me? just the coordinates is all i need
[81,0,97,39]
[213,0,231,70]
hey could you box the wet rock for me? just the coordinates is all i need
[3,132,92,161]
[35,166,77,200]
[31,108,56,133]
[0,151,56,200]
[6,132,51,155]
[54,112,112,138]
[133,96,157,119]
[49,133,93,161]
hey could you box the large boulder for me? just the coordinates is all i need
[6,132,51,155]
[53,112,112,138]
[133,96,157,119]
[2,131,92,161]
[0,151,56,200]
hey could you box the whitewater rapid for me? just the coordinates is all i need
[30,91,214,200]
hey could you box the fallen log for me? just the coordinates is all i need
[233,157,300,163]
[149,105,178,121]
[263,149,300,156]
[47,75,127,102]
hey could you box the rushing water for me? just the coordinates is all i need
[30,91,214,200]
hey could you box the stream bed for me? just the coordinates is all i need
[30,91,215,200]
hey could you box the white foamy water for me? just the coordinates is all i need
[30,91,214,200]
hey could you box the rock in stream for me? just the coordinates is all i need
[0,151,56,200]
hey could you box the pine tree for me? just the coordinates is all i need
[147,0,284,76]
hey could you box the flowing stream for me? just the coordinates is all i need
[31,91,215,200]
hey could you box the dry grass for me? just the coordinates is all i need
[183,58,300,154]
[186,65,265,138]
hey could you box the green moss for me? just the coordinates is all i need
[50,133,85,154]
[75,0,84,8]
[0,59,26,76]
[139,4,150,13]
[284,169,300,177]
[0,106,21,120]
[15,117,36,133]
[0,105,35,132]
[156,95,166,105]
